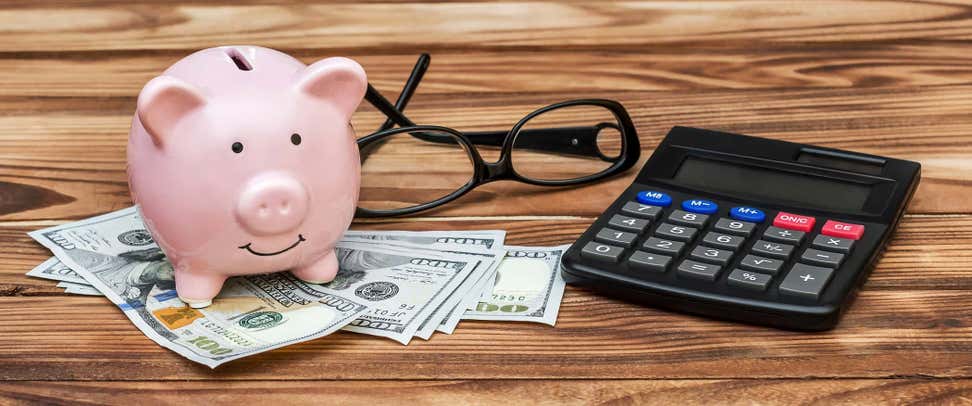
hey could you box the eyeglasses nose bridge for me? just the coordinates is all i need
[482,160,511,182]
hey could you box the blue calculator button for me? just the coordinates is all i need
[636,191,672,207]
[730,206,766,223]
[681,199,718,214]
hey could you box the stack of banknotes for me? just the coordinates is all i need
[26,207,568,368]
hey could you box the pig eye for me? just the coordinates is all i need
[231,142,244,154]
[291,133,302,146]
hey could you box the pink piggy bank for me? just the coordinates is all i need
[127,46,366,308]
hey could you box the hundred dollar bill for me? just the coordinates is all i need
[318,241,481,345]
[461,245,568,326]
[27,256,91,285]
[436,263,498,334]
[29,207,369,368]
[57,281,102,295]
[338,230,506,340]
[413,250,503,340]
[342,229,505,253]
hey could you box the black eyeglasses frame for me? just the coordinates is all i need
[355,97,641,217]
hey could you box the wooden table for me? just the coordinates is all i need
[3,1,972,403]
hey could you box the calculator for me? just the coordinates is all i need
[561,126,920,330]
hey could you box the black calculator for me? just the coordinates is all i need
[561,126,920,330]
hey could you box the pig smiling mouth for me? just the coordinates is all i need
[238,234,306,256]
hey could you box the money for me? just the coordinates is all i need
[25,206,570,365]
[339,230,507,340]
[27,256,90,285]
[342,230,505,252]
[319,241,483,344]
[461,245,569,326]
[29,207,369,368]
[57,281,102,296]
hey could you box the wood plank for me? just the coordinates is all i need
[2,287,972,380]
[3,379,972,404]
[7,215,972,294]
[0,85,970,221]
[0,1,970,52]
[5,44,972,98]
[2,215,972,380]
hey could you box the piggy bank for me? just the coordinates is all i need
[127,46,366,308]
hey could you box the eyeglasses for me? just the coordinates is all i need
[356,54,641,217]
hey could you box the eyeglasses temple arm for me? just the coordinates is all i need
[377,53,430,132]
[409,124,616,161]
[365,84,418,129]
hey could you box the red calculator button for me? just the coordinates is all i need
[821,220,865,240]
[773,211,816,232]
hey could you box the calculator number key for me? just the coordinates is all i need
[779,263,835,300]
[739,255,783,275]
[763,226,805,245]
[677,259,722,281]
[690,246,734,265]
[668,210,709,228]
[701,232,745,250]
[812,234,854,253]
[620,202,663,220]
[642,237,685,256]
[580,242,624,263]
[595,228,637,247]
[727,269,772,291]
[750,239,794,260]
[654,223,698,242]
[608,214,650,233]
[713,218,755,236]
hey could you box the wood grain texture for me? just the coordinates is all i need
[1,1,971,52]
[2,84,972,221]
[6,215,972,294]
[6,45,972,97]
[3,379,972,405]
[2,0,972,402]
[3,216,972,380]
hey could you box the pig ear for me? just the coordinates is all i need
[136,76,207,147]
[296,57,367,119]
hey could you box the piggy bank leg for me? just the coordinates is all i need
[175,269,227,309]
[292,250,339,284]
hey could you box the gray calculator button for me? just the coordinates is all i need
[580,242,624,262]
[779,263,835,300]
[713,218,755,236]
[628,251,672,273]
[642,237,685,256]
[654,223,698,242]
[677,259,722,281]
[800,248,844,268]
[750,239,794,259]
[620,202,662,220]
[812,234,854,253]
[727,269,773,291]
[608,214,650,233]
[763,226,805,245]
[739,255,783,275]
[701,232,745,250]
[667,210,709,228]
[689,245,734,265]
[595,228,637,247]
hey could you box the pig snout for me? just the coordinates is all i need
[235,174,310,236]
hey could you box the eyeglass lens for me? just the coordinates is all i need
[511,104,623,181]
[357,129,476,212]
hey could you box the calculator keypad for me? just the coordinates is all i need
[577,191,870,303]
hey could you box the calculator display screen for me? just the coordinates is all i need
[673,157,872,211]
